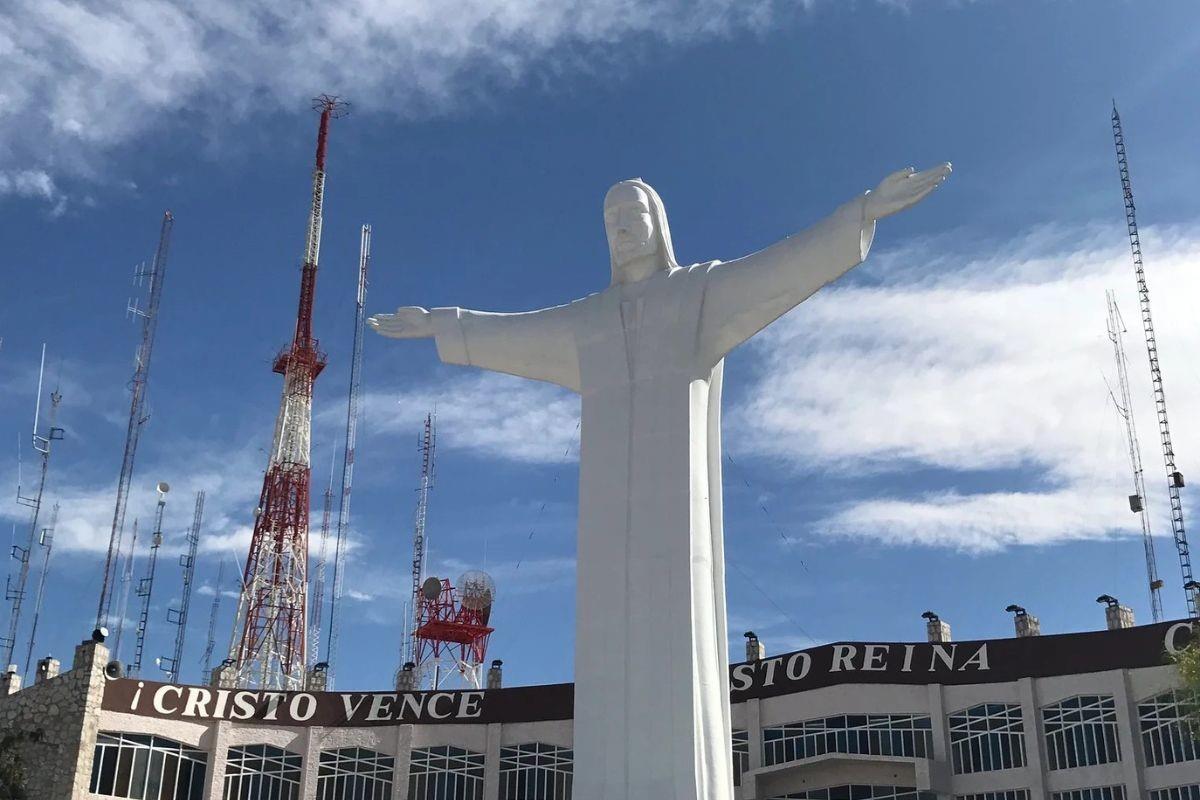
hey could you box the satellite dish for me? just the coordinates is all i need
[458,570,496,611]
[421,577,443,601]
[156,481,170,495]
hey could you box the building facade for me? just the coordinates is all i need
[1,620,1197,800]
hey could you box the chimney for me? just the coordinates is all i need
[1005,605,1040,637]
[35,656,60,683]
[0,665,20,695]
[922,611,951,642]
[306,662,329,691]
[1097,595,1134,630]
[211,659,238,689]
[487,660,503,690]
[744,631,764,663]
[396,662,417,692]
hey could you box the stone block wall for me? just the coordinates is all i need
[0,640,108,798]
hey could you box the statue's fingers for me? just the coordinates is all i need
[884,166,917,185]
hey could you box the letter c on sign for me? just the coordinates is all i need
[429,693,456,720]
[1165,622,1195,655]
[153,685,183,715]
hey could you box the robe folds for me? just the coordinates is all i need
[429,195,874,800]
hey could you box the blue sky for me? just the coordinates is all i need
[2,0,1200,690]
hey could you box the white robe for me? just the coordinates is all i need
[430,196,874,800]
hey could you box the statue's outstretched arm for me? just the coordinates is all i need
[369,303,582,392]
[698,164,950,367]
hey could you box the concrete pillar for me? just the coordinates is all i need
[396,662,416,692]
[926,619,952,643]
[391,724,414,800]
[306,663,329,691]
[201,720,231,800]
[300,726,324,800]
[36,656,60,683]
[744,632,765,663]
[926,683,952,795]
[1114,669,1144,799]
[211,660,238,689]
[72,639,108,672]
[1,665,21,695]
[1015,613,1040,638]
[484,722,502,800]
[1017,677,1047,800]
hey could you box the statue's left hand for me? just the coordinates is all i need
[864,163,952,221]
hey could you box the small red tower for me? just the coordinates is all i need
[227,95,347,690]
[412,571,495,689]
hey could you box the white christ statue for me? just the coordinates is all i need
[369,164,951,800]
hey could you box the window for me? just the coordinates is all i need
[1042,695,1121,770]
[499,743,572,800]
[956,793,1030,800]
[948,703,1027,774]
[224,743,302,800]
[732,729,749,788]
[1151,786,1200,800]
[409,745,485,800]
[1140,691,1200,766]
[1049,788,1126,800]
[318,747,394,800]
[89,732,207,800]
[763,714,933,766]
[771,785,936,800]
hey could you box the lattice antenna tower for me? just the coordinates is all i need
[1111,103,1196,616]
[161,491,204,682]
[96,211,173,630]
[324,223,370,686]
[112,519,139,662]
[407,413,437,664]
[3,345,64,667]
[308,452,336,665]
[228,95,346,690]
[200,557,227,684]
[132,483,170,676]
[21,503,58,681]
[1106,292,1164,621]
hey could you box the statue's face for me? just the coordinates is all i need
[604,185,658,271]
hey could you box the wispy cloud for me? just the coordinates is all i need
[342,372,579,464]
[0,0,796,194]
[728,223,1200,552]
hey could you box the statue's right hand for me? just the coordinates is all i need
[367,306,435,339]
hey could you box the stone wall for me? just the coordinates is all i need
[0,640,108,799]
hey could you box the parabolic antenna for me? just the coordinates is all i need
[156,481,171,495]
[422,577,443,601]
[458,570,496,611]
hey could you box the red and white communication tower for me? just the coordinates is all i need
[411,571,496,689]
[227,95,347,689]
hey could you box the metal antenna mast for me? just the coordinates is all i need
[229,96,346,690]
[132,483,170,676]
[1106,292,1164,621]
[162,491,204,682]
[324,223,370,685]
[308,454,335,665]
[112,519,139,662]
[200,557,226,685]
[407,413,437,664]
[1111,103,1196,616]
[21,503,58,681]
[3,346,63,667]
[96,211,173,630]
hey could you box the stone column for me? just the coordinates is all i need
[742,698,762,800]
[0,666,21,695]
[68,639,110,800]
[927,683,951,797]
[1114,670,1145,799]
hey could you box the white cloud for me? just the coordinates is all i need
[728,223,1200,552]
[0,0,794,192]
[349,372,579,464]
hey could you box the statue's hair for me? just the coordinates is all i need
[605,178,679,284]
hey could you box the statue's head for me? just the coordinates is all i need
[605,179,678,284]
